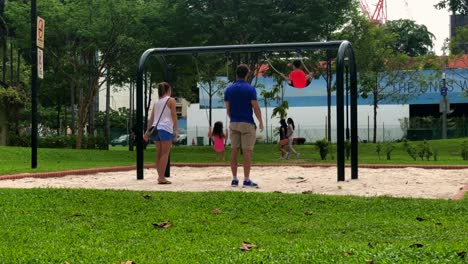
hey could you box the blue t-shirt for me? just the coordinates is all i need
[224,80,257,124]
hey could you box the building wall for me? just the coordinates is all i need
[450,15,468,53]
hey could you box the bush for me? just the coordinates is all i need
[315,138,330,160]
[462,141,468,160]
[416,140,433,161]
[403,139,417,161]
[8,133,30,147]
[345,140,351,160]
[8,134,107,150]
[375,143,382,160]
[385,143,395,160]
[434,147,439,161]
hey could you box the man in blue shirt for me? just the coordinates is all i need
[224,64,264,188]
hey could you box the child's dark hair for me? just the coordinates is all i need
[236,64,250,79]
[287,117,295,130]
[212,121,225,138]
[158,82,171,97]
[280,119,287,128]
[292,60,302,69]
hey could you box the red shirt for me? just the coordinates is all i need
[289,70,307,88]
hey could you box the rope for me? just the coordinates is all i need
[192,54,210,124]
[263,53,285,76]
[297,51,313,74]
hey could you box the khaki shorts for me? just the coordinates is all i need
[229,122,256,150]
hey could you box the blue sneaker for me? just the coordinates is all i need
[231,179,239,187]
[243,180,258,188]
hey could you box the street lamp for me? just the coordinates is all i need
[441,72,447,139]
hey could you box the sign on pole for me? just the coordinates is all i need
[38,48,44,79]
[37,17,45,49]
[440,86,448,96]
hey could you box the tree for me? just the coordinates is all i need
[435,0,468,14]
[383,19,435,57]
[338,16,436,142]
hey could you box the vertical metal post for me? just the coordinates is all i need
[345,61,349,141]
[349,45,358,180]
[336,47,345,182]
[442,73,447,139]
[31,0,38,169]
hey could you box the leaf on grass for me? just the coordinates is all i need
[143,194,152,200]
[240,241,257,251]
[121,261,135,264]
[304,211,313,216]
[212,209,221,215]
[344,252,353,257]
[458,251,466,258]
[409,243,424,248]
[365,260,374,264]
[153,222,172,229]
[416,217,425,221]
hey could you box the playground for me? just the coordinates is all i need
[0,166,467,199]
[1,0,468,262]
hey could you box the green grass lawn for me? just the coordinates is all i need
[0,138,467,175]
[0,189,466,263]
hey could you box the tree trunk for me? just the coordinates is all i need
[56,104,61,135]
[0,103,7,146]
[70,83,75,135]
[17,49,20,84]
[264,101,268,143]
[208,81,212,146]
[88,92,95,136]
[129,81,134,151]
[10,41,13,84]
[2,39,6,82]
[373,93,378,143]
[104,65,110,150]
[326,50,332,142]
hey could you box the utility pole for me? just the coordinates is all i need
[31,0,38,168]
[441,40,448,139]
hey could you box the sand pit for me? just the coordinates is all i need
[0,166,467,199]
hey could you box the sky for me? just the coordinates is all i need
[367,0,451,55]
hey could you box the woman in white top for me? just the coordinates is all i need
[144,82,178,184]
[286,117,299,159]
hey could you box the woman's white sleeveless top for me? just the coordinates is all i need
[152,96,173,133]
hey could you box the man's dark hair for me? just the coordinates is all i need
[292,60,302,68]
[236,64,250,79]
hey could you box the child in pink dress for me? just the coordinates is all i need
[208,121,228,161]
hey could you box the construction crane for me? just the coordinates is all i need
[359,0,387,24]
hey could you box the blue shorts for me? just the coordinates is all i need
[152,129,173,142]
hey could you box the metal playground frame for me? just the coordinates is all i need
[136,41,358,181]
